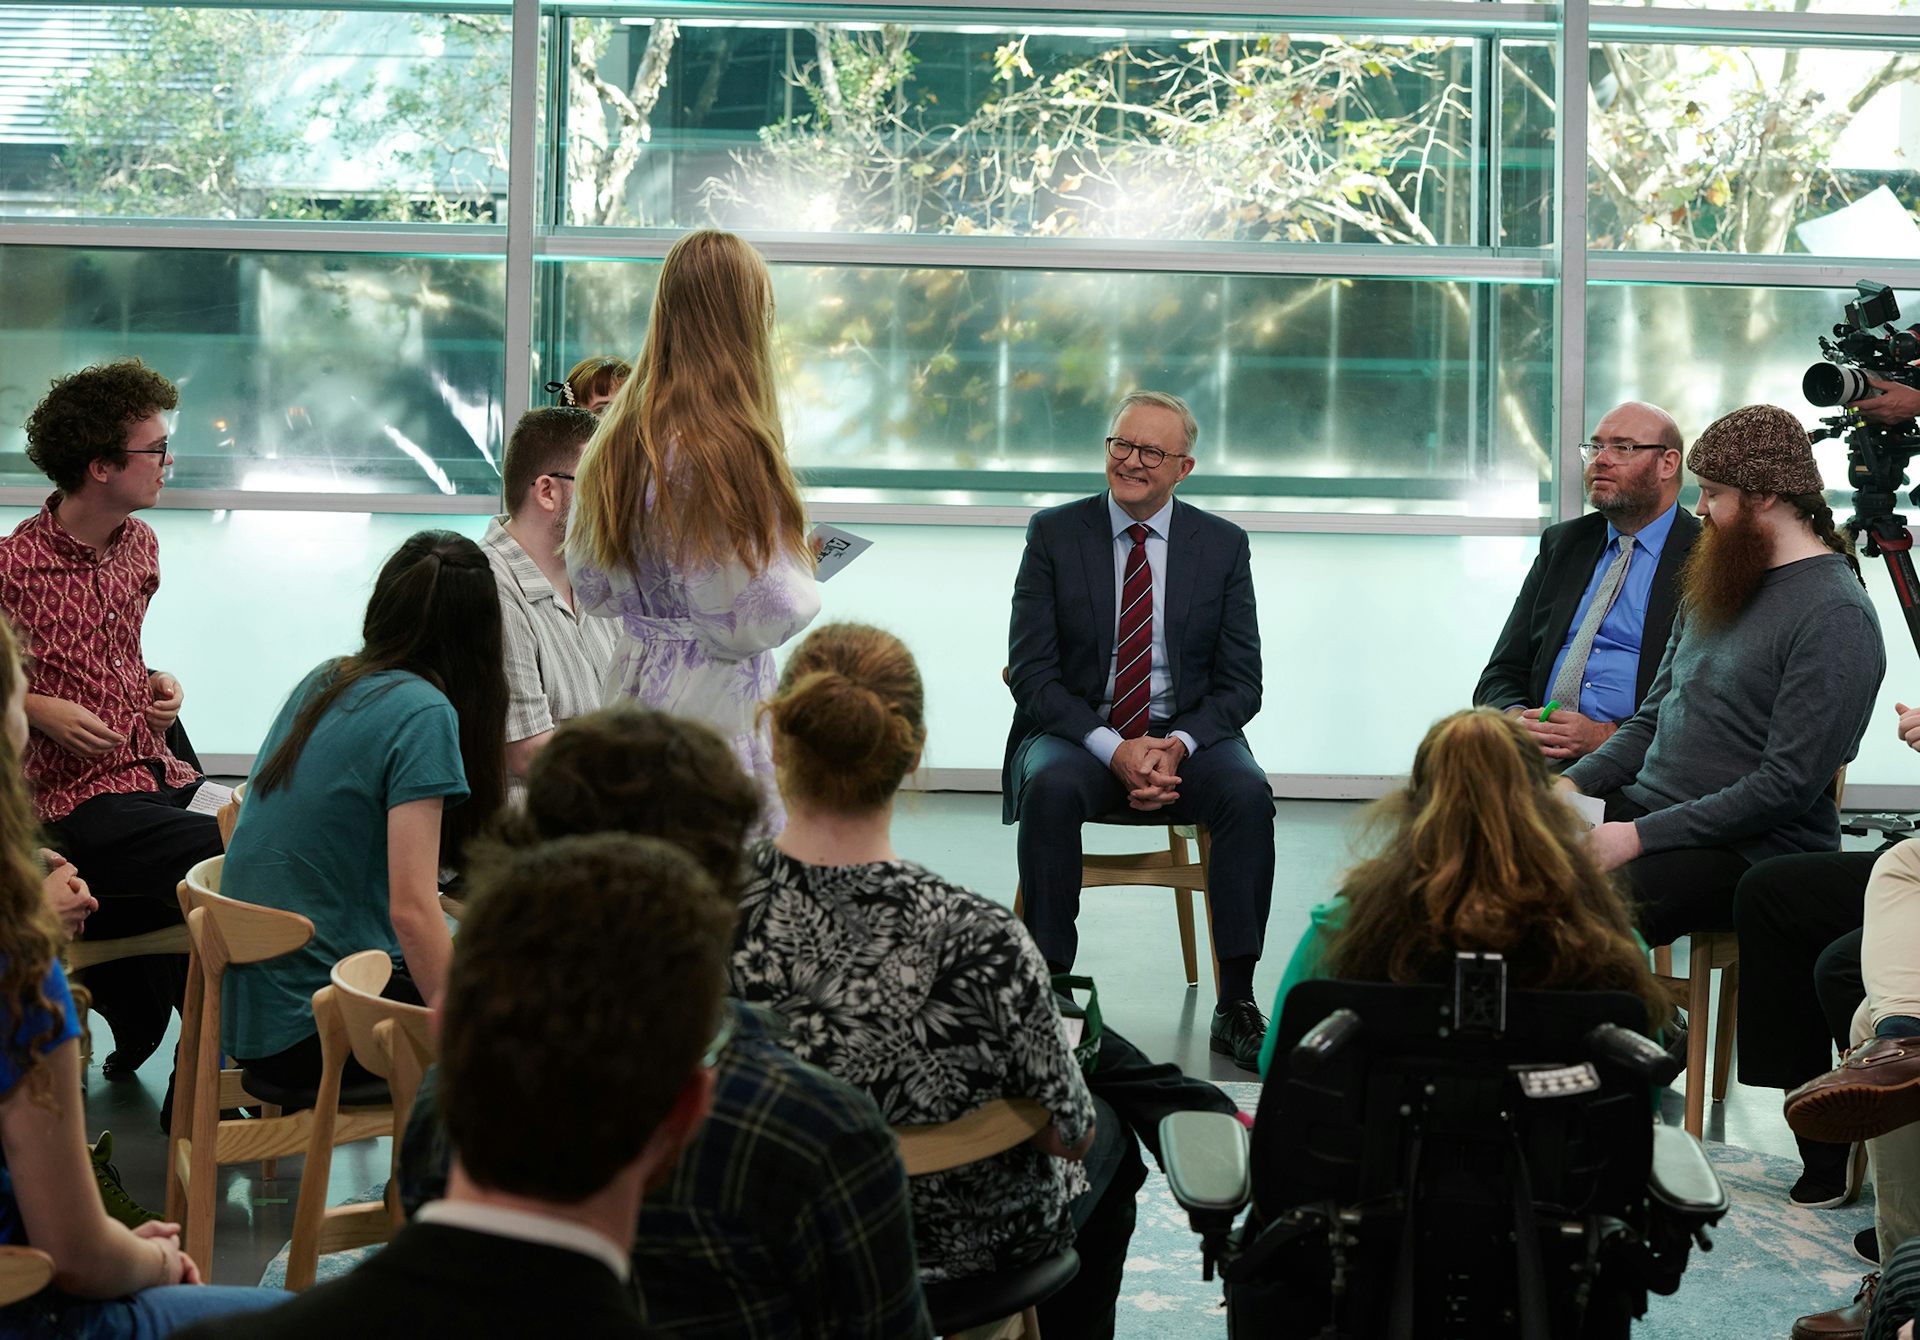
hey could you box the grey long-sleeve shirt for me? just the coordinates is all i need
[1564,553,1884,861]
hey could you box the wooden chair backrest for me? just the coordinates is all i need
[894,1098,1051,1177]
[180,857,314,972]
[0,1246,53,1306]
[329,950,433,1086]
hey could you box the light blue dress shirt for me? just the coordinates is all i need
[1543,500,1682,724]
[1083,494,1199,768]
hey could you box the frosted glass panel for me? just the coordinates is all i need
[18,505,1914,789]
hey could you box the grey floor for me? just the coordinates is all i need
[82,794,1823,1290]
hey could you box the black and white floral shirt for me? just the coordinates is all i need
[732,841,1095,1282]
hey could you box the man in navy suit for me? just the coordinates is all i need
[1004,391,1275,1070]
[1474,401,1699,762]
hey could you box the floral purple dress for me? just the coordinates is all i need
[570,540,820,833]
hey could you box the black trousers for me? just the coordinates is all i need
[236,964,422,1101]
[1014,732,1275,968]
[1600,793,1751,949]
[51,772,223,1062]
[1081,1008,1238,1171]
[1034,1094,1147,1340]
[1733,850,1872,1089]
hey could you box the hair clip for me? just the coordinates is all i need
[544,380,577,407]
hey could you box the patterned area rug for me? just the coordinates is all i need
[261,1083,1874,1337]
[1111,1080,1876,1338]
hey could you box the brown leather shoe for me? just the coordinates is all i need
[1791,1273,1876,1340]
[1786,1037,1920,1143]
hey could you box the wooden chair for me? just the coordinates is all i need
[1652,934,1737,1141]
[284,949,435,1291]
[65,924,191,1068]
[437,894,465,921]
[165,856,394,1279]
[1649,769,1847,1140]
[1000,665,1219,993]
[894,1098,1078,1340]
[1013,820,1218,993]
[0,1246,54,1306]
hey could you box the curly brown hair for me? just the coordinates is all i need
[0,617,67,1094]
[1325,709,1668,1032]
[489,706,761,899]
[23,359,178,494]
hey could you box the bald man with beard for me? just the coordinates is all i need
[1561,405,1884,953]
[1474,401,1699,763]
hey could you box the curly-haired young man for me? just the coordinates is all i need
[0,359,223,1079]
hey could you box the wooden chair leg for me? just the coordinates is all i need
[1012,884,1025,923]
[1170,827,1198,988]
[70,983,92,1070]
[1712,953,1738,1104]
[1653,944,1673,977]
[287,987,348,1293]
[1197,827,1220,997]
[260,1104,283,1180]
[1684,940,1712,1140]
[1023,1304,1042,1338]
[165,953,205,1228]
[183,965,225,1274]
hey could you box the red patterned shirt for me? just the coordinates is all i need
[0,498,199,823]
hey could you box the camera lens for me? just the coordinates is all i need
[1804,362,1875,407]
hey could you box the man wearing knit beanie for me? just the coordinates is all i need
[1562,401,1883,939]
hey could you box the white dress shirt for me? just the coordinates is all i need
[415,1200,631,1282]
[1083,493,1199,768]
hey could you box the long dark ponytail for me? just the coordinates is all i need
[255,530,507,867]
[1783,490,1863,585]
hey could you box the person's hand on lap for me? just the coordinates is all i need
[39,849,95,941]
[1518,706,1615,760]
[1587,820,1642,872]
[1111,736,1182,811]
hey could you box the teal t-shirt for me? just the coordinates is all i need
[221,666,468,1060]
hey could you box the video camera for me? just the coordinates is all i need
[1803,280,1920,409]
[1803,280,1920,659]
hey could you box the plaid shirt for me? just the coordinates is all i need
[0,499,198,823]
[399,1001,932,1340]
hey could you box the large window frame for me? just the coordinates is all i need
[0,0,1916,540]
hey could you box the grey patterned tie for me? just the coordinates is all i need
[1549,538,1634,712]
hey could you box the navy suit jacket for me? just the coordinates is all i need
[1002,493,1262,823]
[1472,507,1701,715]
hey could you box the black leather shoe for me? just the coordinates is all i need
[1210,1000,1267,1073]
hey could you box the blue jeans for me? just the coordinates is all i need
[0,1284,287,1338]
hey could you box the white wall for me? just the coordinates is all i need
[16,506,1919,790]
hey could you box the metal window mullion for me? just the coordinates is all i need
[502,0,542,443]
[1589,253,1920,292]
[0,222,506,256]
[1591,5,1920,47]
[1553,0,1589,527]
[553,0,1558,32]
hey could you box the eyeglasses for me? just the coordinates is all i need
[1106,436,1187,471]
[544,472,575,482]
[1577,441,1672,465]
[125,446,170,457]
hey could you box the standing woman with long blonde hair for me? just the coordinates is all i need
[567,230,819,830]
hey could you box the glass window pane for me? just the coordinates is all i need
[0,7,510,222]
[1588,44,1920,255]
[561,19,1489,247]
[1585,280,1904,491]
[0,246,506,495]
[1599,0,1911,12]
[543,261,1552,517]
[1499,40,1554,248]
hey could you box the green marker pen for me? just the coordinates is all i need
[1540,699,1559,722]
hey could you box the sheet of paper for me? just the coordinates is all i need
[187,781,235,816]
[1063,1015,1086,1049]
[1562,790,1605,830]
[809,524,873,582]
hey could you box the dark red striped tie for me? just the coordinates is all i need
[1110,523,1153,740]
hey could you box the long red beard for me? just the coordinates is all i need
[1680,505,1771,629]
